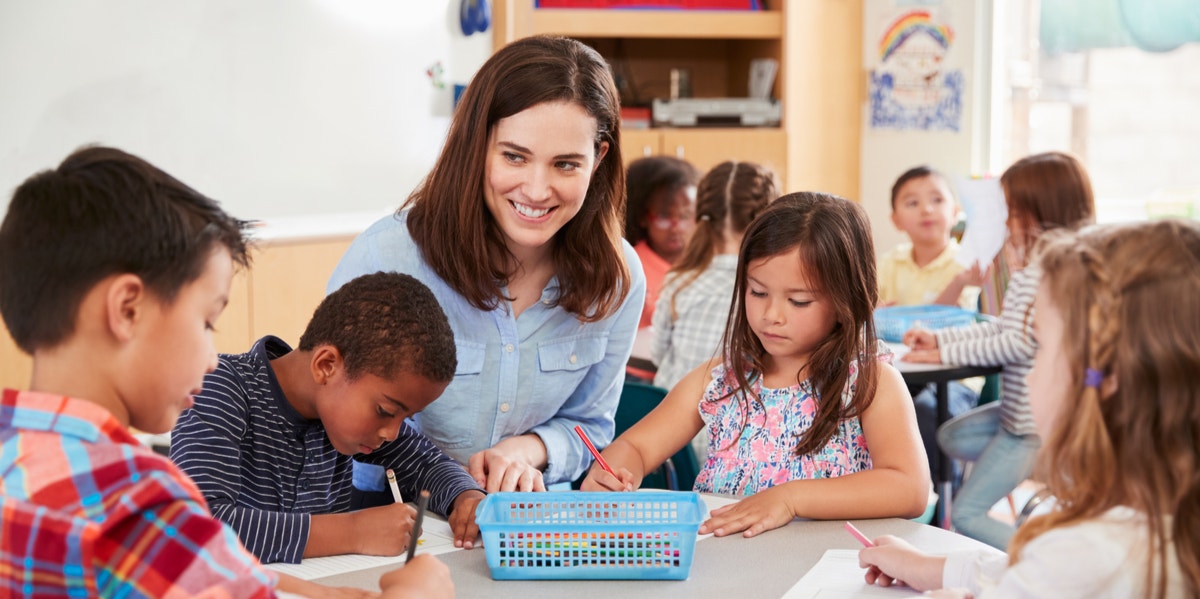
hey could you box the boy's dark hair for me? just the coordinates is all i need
[299,272,457,383]
[624,156,701,245]
[889,165,945,210]
[0,145,252,354]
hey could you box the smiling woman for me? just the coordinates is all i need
[327,35,645,494]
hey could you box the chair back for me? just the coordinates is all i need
[615,382,702,491]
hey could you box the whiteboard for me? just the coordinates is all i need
[0,0,491,222]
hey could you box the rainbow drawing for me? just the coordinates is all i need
[879,10,954,61]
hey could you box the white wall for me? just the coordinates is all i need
[0,0,492,221]
[859,0,993,257]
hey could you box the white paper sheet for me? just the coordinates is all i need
[782,549,923,598]
[264,517,460,581]
[955,177,1008,270]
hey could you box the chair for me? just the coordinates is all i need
[615,382,702,491]
[573,381,702,491]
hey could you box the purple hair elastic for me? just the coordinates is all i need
[1084,368,1104,389]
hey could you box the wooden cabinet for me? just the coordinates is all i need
[623,128,787,186]
[0,237,352,390]
[492,0,862,199]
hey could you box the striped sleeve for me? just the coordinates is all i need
[935,266,1039,367]
[171,359,311,564]
[361,421,483,519]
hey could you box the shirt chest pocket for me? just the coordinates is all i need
[531,335,607,406]
[416,341,486,450]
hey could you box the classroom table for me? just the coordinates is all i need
[892,357,1003,529]
[312,513,995,596]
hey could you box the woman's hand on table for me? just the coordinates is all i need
[448,490,485,549]
[697,485,795,538]
[467,434,548,492]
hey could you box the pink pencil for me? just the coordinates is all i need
[574,425,617,477]
[844,521,875,547]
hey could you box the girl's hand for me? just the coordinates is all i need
[902,328,938,350]
[697,486,795,537]
[858,535,946,592]
[448,490,485,549]
[901,348,943,364]
[579,463,636,492]
[956,263,989,288]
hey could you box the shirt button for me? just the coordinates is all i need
[542,299,552,305]
[505,343,515,353]
[569,354,578,364]
[500,402,511,413]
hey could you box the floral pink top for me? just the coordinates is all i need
[692,342,893,496]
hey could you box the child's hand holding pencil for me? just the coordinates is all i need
[575,425,636,492]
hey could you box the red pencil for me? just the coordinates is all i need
[574,425,617,477]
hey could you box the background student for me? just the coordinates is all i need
[877,165,983,309]
[903,151,1096,549]
[877,165,986,484]
[171,272,487,564]
[327,35,644,493]
[624,155,701,329]
[860,219,1200,598]
[0,146,450,598]
[583,193,930,538]
[650,160,778,392]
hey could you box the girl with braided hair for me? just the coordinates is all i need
[857,218,1200,598]
[650,160,779,391]
[901,151,1096,549]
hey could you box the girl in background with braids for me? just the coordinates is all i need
[650,161,779,392]
[901,151,1096,550]
[859,218,1200,598]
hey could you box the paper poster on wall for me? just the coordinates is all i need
[869,8,963,131]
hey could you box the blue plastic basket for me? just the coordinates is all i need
[475,491,707,580]
[874,305,977,342]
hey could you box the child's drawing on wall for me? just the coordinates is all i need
[870,9,963,131]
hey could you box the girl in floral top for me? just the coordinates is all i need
[583,192,930,538]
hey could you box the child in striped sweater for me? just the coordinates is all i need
[901,151,1095,549]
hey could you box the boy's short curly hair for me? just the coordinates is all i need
[299,272,456,383]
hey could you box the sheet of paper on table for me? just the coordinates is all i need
[264,517,458,581]
[783,549,923,598]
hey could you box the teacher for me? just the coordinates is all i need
[327,35,644,493]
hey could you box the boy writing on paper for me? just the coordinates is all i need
[0,145,450,598]
[171,271,487,564]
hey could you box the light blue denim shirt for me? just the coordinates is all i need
[327,209,646,484]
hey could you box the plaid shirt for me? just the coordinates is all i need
[0,388,278,598]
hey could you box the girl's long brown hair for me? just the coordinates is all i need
[720,192,879,456]
[1001,151,1096,264]
[664,161,778,321]
[1016,220,1200,597]
[405,35,628,322]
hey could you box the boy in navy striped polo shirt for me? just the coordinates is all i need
[171,271,485,564]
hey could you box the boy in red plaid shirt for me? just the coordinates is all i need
[0,146,451,599]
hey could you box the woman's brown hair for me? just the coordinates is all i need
[1001,151,1096,264]
[405,35,628,322]
[1015,220,1200,597]
[720,192,879,456]
[664,160,777,321]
